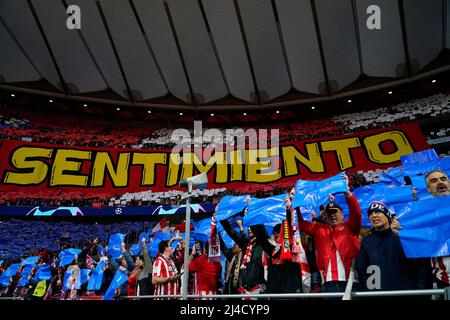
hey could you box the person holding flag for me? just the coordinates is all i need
[425,170,450,289]
[220,216,267,296]
[355,201,432,293]
[295,173,362,294]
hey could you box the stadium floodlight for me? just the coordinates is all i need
[147,110,151,114]
[210,113,214,117]
[179,112,183,116]
[243,112,247,116]
[83,104,87,107]
[116,107,120,111]
[179,172,208,300]
[347,99,352,103]
[49,99,53,103]
[10,94,15,97]
[432,79,437,83]
[388,91,393,95]
[311,106,316,110]
[276,110,280,114]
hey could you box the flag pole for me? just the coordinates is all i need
[182,181,192,300]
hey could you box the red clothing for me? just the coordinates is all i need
[126,270,139,297]
[152,255,179,297]
[298,193,361,283]
[432,256,450,285]
[189,254,222,294]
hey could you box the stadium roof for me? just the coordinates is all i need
[0,0,449,111]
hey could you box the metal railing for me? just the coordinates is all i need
[121,288,449,300]
[0,288,447,300]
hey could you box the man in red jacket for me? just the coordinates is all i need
[188,242,222,299]
[294,173,362,293]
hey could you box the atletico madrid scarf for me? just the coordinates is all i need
[240,237,256,269]
[208,213,221,262]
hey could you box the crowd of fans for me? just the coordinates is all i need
[0,170,448,300]
[1,93,449,151]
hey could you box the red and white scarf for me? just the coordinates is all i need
[240,237,256,269]
[208,213,221,262]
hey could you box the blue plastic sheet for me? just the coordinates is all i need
[103,269,128,300]
[59,248,82,267]
[35,265,51,281]
[293,173,348,208]
[63,270,73,291]
[3,263,20,277]
[20,256,40,266]
[87,259,106,291]
[215,195,250,221]
[74,269,92,289]
[401,149,439,165]
[244,194,287,227]
[107,233,126,259]
[393,196,450,258]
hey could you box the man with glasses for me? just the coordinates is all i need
[425,170,450,288]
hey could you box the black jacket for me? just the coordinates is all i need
[220,220,266,290]
[356,228,432,291]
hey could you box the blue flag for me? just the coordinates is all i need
[148,238,162,258]
[63,270,73,291]
[244,194,287,227]
[98,245,106,256]
[138,232,148,251]
[401,149,439,165]
[20,264,33,277]
[3,263,20,277]
[293,173,348,208]
[393,196,450,258]
[378,173,403,186]
[18,276,29,287]
[20,256,40,266]
[87,259,106,291]
[332,184,414,228]
[154,231,170,241]
[215,195,250,221]
[59,248,82,267]
[217,223,235,249]
[0,275,10,287]
[35,265,51,281]
[74,269,92,289]
[103,269,128,300]
[192,218,211,242]
[130,244,141,256]
[107,233,126,259]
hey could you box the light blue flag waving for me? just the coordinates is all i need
[103,269,128,300]
[0,275,10,287]
[244,194,288,227]
[63,270,74,291]
[293,173,348,208]
[74,269,92,289]
[214,195,250,221]
[400,149,439,165]
[59,248,82,267]
[3,263,20,277]
[393,196,450,258]
[35,265,52,282]
[130,244,141,256]
[107,233,126,259]
[20,256,40,266]
[87,259,106,291]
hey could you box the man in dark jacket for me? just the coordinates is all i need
[220,218,266,294]
[356,201,432,292]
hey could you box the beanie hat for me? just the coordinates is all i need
[367,201,391,222]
